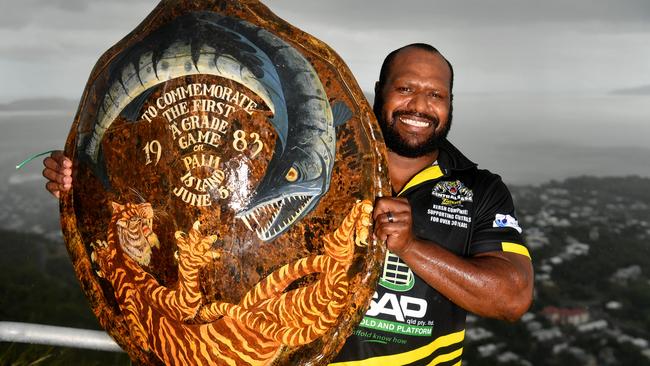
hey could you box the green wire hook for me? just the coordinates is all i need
[15,150,58,170]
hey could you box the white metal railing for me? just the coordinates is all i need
[0,321,123,352]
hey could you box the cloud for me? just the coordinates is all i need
[1,0,650,101]
[1,0,88,29]
[264,1,650,93]
[0,0,156,29]
[611,84,650,95]
[268,0,650,31]
[0,1,157,61]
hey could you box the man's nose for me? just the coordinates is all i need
[406,92,430,113]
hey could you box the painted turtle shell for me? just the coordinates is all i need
[61,1,389,364]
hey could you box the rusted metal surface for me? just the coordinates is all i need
[60,1,389,364]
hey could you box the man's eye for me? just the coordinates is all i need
[396,87,411,93]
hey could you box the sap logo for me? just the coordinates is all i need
[366,292,427,322]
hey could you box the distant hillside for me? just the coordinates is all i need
[610,84,650,95]
[0,97,77,111]
[460,142,650,186]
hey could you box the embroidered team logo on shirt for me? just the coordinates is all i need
[432,180,473,206]
[493,214,522,234]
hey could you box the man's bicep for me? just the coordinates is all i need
[474,250,534,307]
[474,250,532,272]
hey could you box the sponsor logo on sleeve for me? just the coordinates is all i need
[493,214,522,234]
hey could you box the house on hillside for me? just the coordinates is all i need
[541,306,590,326]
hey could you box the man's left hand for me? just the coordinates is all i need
[374,197,416,256]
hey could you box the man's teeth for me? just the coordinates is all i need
[401,118,429,128]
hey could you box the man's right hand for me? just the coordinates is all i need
[43,150,72,198]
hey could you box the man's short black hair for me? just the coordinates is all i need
[374,43,454,119]
[377,43,454,91]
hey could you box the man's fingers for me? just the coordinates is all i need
[43,167,65,184]
[43,157,60,170]
[44,157,72,173]
[42,167,59,182]
[50,150,66,161]
[374,221,410,241]
[43,155,72,183]
[373,197,410,219]
[46,151,72,168]
[60,174,72,188]
[43,166,72,191]
[46,182,61,199]
[43,151,72,198]
[376,211,410,225]
[374,225,389,241]
[61,157,72,169]
[374,212,410,233]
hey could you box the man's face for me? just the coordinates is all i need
[376,48,452,158]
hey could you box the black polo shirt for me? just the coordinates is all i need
[332,140,530,366]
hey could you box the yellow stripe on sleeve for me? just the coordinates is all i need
[397,165,444,196]
[502,242,531,259]
[329,330,465,366]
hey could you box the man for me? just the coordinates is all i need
[44,43,533,365]
[327,44,533,365]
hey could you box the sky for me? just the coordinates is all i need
[1,0,649,184]
[1,0,650,100]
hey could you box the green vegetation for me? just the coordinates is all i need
[0,230,131,365]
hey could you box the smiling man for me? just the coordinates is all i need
[43,43,533,365]
[329,44,533,365]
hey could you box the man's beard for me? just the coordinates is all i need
[379,109,452,158]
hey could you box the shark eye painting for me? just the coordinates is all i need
[285,166,299,182]
[60,1,389,365]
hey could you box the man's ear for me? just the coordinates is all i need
[374,81,381,95]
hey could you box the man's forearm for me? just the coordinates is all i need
[396,238,533,321]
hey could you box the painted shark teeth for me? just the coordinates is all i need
[237,194,315,241]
